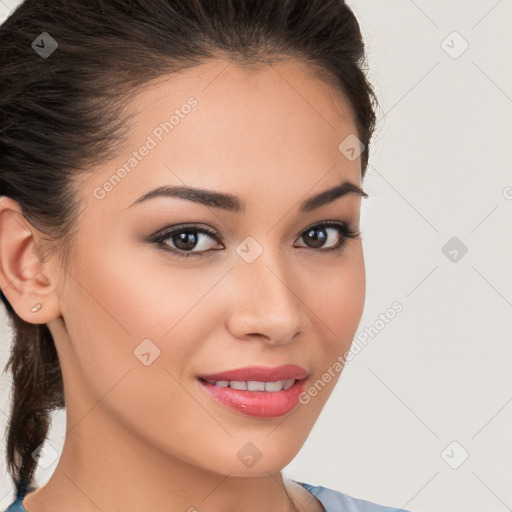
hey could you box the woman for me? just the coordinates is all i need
[0,1,413,511]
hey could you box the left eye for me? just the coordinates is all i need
[153,221,360,258]
[294,221,355,250]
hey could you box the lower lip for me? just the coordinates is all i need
[198,378,307,418]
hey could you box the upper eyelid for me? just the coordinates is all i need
[154,224,218,241]
[154,220,352,239]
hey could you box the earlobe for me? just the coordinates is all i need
[0,196,61,324]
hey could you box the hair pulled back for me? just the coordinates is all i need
[0,0,377,497]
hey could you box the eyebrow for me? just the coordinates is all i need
[127,179,367,213]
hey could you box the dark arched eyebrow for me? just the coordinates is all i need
[127,179,367,213]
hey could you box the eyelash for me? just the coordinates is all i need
[152,220,361,259]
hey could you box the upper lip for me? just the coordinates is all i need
[198,364,308,382]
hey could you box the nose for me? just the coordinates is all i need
[226,247,309,346]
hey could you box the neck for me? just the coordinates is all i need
[22,402,301,512]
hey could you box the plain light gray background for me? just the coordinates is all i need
[1,0,511,511]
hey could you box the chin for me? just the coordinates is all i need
[191,443,301,477]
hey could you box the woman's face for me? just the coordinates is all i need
[49,58,366,477]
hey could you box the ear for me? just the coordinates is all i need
[0,196,62,324]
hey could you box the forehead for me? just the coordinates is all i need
[82,58,362,216]
[132,57,357,134]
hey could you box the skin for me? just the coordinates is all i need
[0,58,366,512]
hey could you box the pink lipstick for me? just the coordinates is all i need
[197,365,308,418]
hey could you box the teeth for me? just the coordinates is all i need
[283,379,295,390]
[229,380,248,390]
[264,380,284,392]
[208,379,297,391]
[247,380,265,391]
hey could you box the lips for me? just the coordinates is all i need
[198,364,308,382]
[197,365,309,418]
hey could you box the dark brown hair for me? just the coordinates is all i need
[0,0,378,498]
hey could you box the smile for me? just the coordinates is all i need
[197,365,309,418]
[203,379,296,391]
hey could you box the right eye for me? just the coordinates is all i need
[152,224,223,258]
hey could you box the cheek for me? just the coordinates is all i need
[58,241,225,403]
[291,250,365,416]
[58,249,218,459]
[304,247,366,350]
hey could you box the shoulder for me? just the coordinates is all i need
[2,497,27,512]
[294,480,413,512]
[2,487,34,512]
[2,483,413,512]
